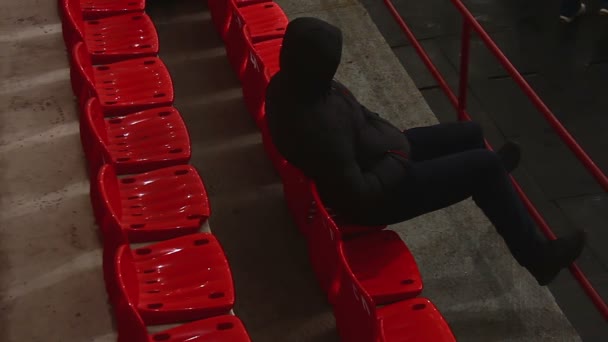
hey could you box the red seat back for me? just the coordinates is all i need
[334,242,379,342]
[281,162,313,234]
[241,36,270,123]
[308,183,343,300]
[233,2,287,43]
[114,245,149,342]
[98,164,126,247]
[82,98,110,177]
[258,119,287,175]
[225,1,285,76]
[84,97,109,145]
[83,100,110,225]
[62,0,85,47]
[210,0,271,39]
[117,246,140,305]
[70,42,96,106]
[241,35,283,127]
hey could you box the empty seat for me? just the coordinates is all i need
[224,2,287,76]
[343,230,423,304]
[148,316,251,342]
[208,0,269,38]
[96,164,210,244]
[81,97,191,178]
[77,0,145,20]
[309,183,422,304]
[334,244,456,342]
[113,235,235,325]
[62,0,159,64]
[241,36,281,126]
[116,302,251,342]
[71,41,174,117]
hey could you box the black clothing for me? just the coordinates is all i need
[266,17,412,223]
[265,17,546,267]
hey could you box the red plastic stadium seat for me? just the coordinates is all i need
[116,301,251,342]
[62,0,158,64]
[334,245,456,342]
[78,0,145,20]
[208,0,269,38]
[281,162,314,236]
[81,98,191,178]
[147,316,251,342]
[71,42,174,117]
[241,37,281,125]
[96,164,210,244]
[343,230,423,304]
[113,236,235,325]
[309,183,422,304]
[259,119,288,176]
[224,2,287,76]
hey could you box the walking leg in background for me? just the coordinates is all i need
[560,0,586,23]
[601,0,608,14]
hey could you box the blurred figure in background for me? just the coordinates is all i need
[560,0,608,23]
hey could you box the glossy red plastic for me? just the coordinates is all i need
[116,300,251,342]
[78,0,145,20]
[334,245,456,342]
[113,235,235,325]
[208,0,269,38]
[241,37,281,126]
[82,97,191,179]
[62,0,159,64]
[259,119,288,176]
[281,162,315,236]
[334,251,456,342]
[377,298,457,342]
[148,316,251,342]
[96,164,210,245]
[71,42,174,116]
[343,230,423,304]
[224,2,287,77]
[309,183,422,304]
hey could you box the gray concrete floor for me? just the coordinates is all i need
[0,0,115,341]
[0,0,582,341]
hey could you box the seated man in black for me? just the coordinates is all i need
[265,17,584,285]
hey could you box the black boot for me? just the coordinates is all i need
[497,141,521,173]
[526,230,586,286]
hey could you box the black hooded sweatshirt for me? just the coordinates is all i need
[265,17,411,226]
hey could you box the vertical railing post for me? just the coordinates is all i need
[458,20,472,121]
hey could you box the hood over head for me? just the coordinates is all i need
[279,17,343,100]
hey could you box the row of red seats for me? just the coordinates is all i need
[208,1,458,341]
[58,1,252,341]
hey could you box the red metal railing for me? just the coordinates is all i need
[381,0,608,321]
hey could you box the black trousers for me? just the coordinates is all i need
[395,121,545,267]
